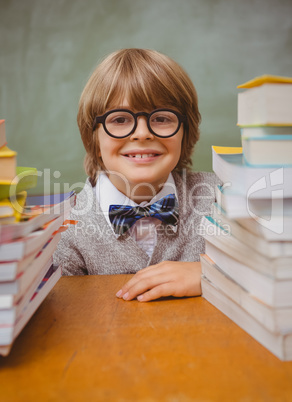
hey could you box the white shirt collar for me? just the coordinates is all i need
[95,172,178,234]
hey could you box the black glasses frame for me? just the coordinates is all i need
[92,108,188,138]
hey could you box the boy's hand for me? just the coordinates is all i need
[116,261,202,302]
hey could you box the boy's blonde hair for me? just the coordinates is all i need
[77,48,201,186]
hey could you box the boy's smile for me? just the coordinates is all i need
[121,148,162,162]
[97,100,184,202]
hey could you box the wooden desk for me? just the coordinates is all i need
[1,275,292,401]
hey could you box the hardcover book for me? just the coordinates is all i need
[237,75,292,126]
[0,146,17,182]
[212,146,292,198]
[241,135,292,166]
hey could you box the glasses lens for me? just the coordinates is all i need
[105,111,135,137]
[149,111,179,137]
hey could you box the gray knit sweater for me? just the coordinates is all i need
[53,171,219,276]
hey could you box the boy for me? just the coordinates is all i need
[53,48,219,302]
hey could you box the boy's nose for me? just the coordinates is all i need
[130,116,154,140]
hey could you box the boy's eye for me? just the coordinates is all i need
[113,117,127,124]
[152,116,171,123]
[107,114,133,125]
[151,113,177,125]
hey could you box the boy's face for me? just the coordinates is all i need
[97,98,184,201]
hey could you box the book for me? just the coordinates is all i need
[215,185,292,220]
[240,125,292,138]
[0,216,16,225]
[0,191,27,223]
[199,215,292,279]
[201,276,292,361]
[238,215,292,242]
[0,120,6,148]
[0,191,76,243]
[0,263,61,355]
[237,80,292,126]
[211,199,292,242]
[212,146,292,198]
[237,74,292,89]
[0,166,38,200]
[200,254,292,333]
[0,146,17,182]
[0,233,60,300]
[0,255,57,312]
[212,203,292,257]
[0,259,60,326]
[0,214,64,261]
[242,135,292,166]
[0,248,38,282]
[204,240,292,308]
[0,196,18,218]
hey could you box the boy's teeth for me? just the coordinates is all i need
[128,154,154,159]
[128,154,155,158]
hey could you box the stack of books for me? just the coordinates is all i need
[199,75,292,361]
[0,119,38,233]
[0,120,76,356]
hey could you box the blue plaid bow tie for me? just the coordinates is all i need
[109,193,179,235]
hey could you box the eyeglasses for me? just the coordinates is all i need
[92,108,187,138]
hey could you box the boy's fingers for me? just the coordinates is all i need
[120,273,172,301]
[116,261,201,301]
[137,283,175,302]
[115,276,144,298]
[116,265,165,297]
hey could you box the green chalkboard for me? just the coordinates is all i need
[1,0,291,194]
